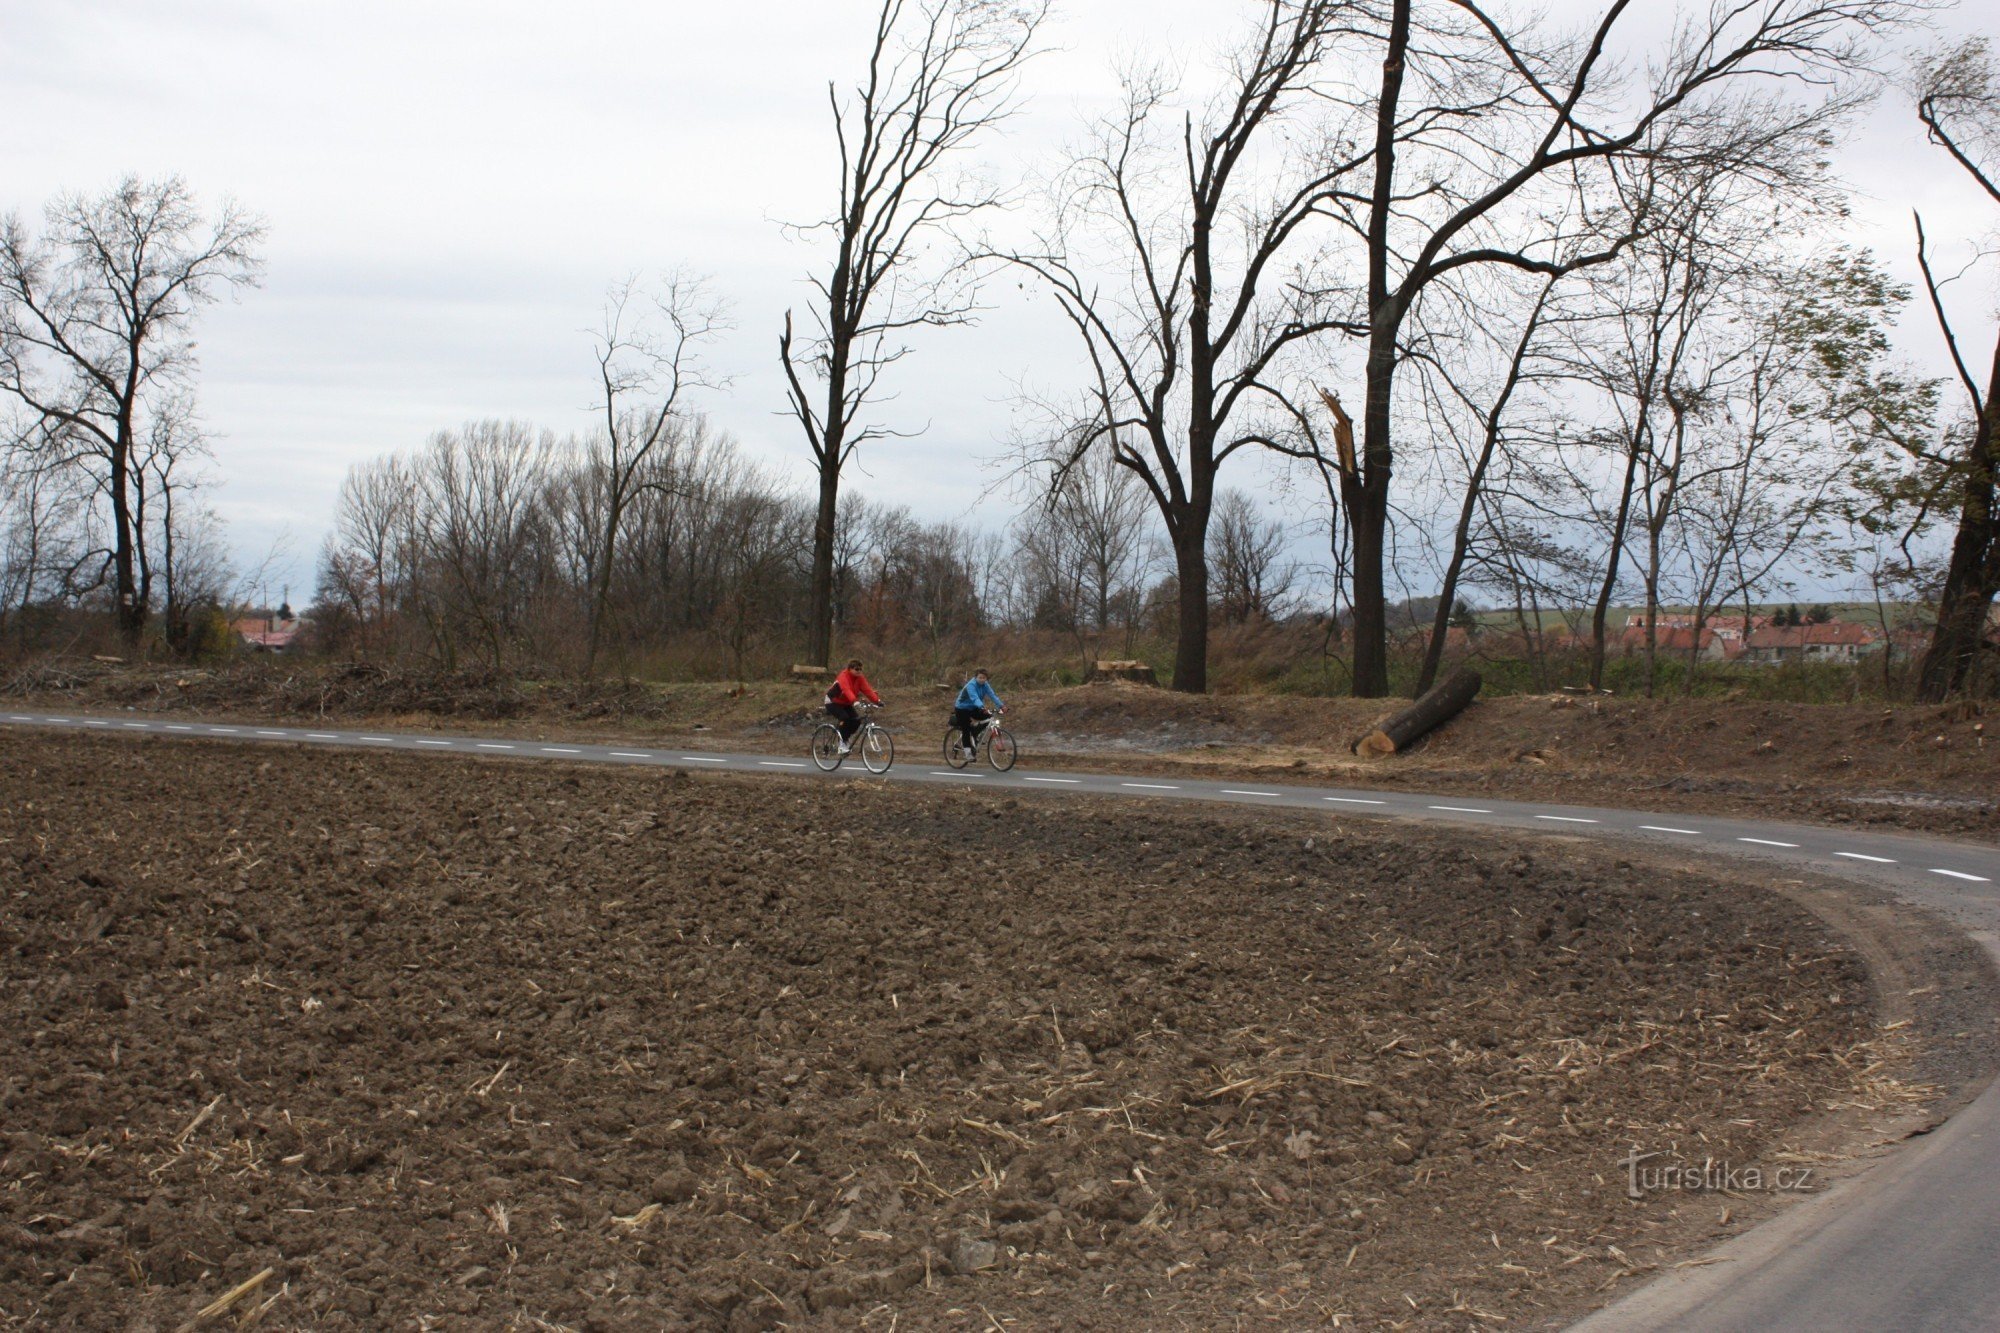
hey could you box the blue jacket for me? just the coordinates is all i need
[955,677,1002,712]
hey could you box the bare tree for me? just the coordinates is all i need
[0,447,93,645]
[1000,1,1375,692]
[1010,445,1154,652]
[1324,0,1909,696]
[582,274,726,676]
[408,421,558,671]
[779,0,1045,668]
[0,176,262,644]
[1910,37,2000,699]
[1412,274,1561,693]
[1211,489,1298,625]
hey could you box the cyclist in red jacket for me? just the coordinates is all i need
[823,658,883,754]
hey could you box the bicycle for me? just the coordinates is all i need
[812,702,894,774]
[943,711,1016,772]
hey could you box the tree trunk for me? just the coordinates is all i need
[806,450,840,668]
[1917,335,2000,700]
[1348,325,1397,697]
[1587,438,1645,691]
[586,505,620,679]
[109,436,144,645]
[1171,524,1210,694]
[1352,666,1481,756]
[1349,0,1411,701]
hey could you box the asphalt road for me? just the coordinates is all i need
[6,707,1999,1330]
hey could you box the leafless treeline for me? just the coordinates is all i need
[310,416,1286,676]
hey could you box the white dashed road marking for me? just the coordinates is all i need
[15,714,1997,903]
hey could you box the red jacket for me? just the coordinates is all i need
[826,667,881,708]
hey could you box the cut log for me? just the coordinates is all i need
[1351,667,1481,757]
[1085,660,1158,686]
[789,664,829,679]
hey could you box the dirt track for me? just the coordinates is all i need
[0,732,1923,1329]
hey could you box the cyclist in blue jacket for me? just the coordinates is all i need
[952,669,1004,755]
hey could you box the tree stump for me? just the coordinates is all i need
[1351,667,1481,757]
[1085,660,1158,685]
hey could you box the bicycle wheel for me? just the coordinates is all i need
[985,726,1017,772]
[811,723,845,771]
[861,725,895,774]
[943,729,972,769]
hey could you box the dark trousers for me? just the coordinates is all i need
[952,706,990,748]
[826,702,861,741]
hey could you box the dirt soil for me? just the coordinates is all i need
[0,729,1977,1330]
[9,661,1996,840]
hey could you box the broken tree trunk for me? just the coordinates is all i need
[1351,666,1481,757]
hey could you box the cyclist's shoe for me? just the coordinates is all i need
[837,741,851,755]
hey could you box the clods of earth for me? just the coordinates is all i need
[0,732,1888,1328]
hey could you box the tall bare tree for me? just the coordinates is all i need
[1911,36,2000,699]
[779,0,1045,668]
[1412,274,1561,693]
[1000,0,1375,692]
[583,274,725,676]
[0,176,262,644]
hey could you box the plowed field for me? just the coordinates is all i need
[0,733,1886,1329]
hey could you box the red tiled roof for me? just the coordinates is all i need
[1743,622,1880,650]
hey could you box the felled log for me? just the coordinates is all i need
[789,664,829,679]
[1351,666,1481,757]
[1085,660,1158,685]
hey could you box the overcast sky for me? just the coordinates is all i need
[3,0,1991,604]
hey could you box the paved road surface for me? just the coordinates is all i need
[5,708,1998,1330]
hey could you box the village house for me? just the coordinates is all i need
[1740,620,1880,665]
[1619,623,1746,662]
[1623,612,1766,643]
